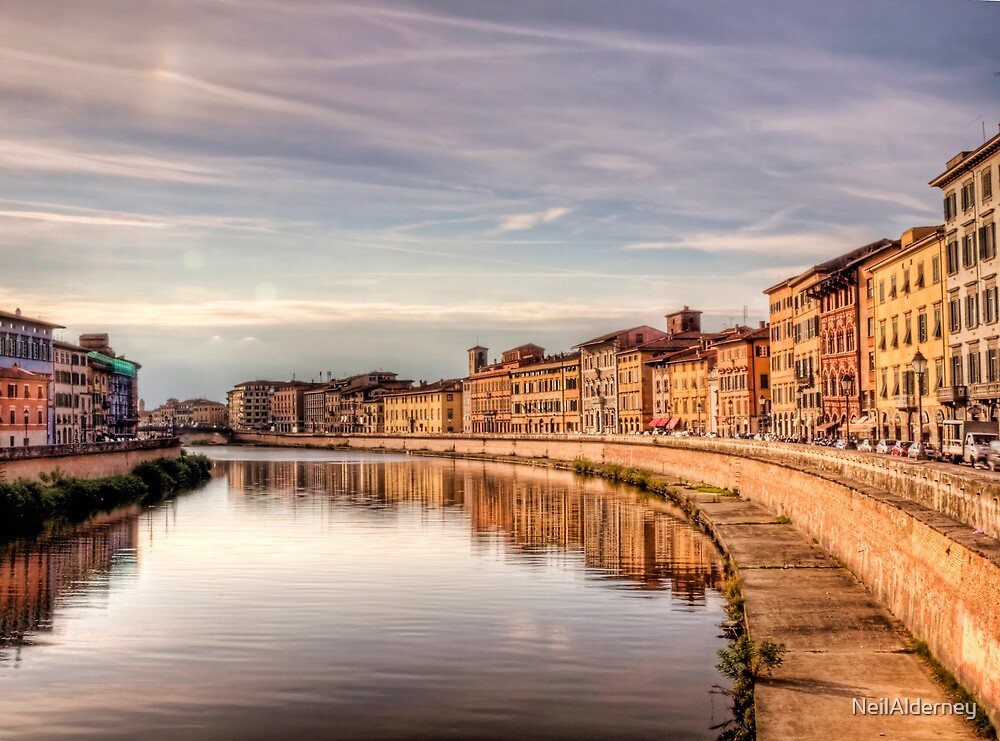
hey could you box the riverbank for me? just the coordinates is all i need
[0,452,213,542]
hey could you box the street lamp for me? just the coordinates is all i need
[758,394,766,435]
[696,400,703,435]
[840,374,854,444]
[911,350,928,458]
[23,408,29,447]
[728,399,734,437]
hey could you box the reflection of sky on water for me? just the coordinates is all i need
[0,448,728,739]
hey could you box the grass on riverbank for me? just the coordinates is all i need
[907,640,997,739]
[0,452,212,541]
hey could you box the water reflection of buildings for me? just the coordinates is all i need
[463,469,723,601]
[0,517,138,648]
[222,458,722,601]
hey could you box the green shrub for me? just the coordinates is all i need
[0,453,212,543]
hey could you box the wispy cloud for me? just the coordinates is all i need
[624,226,879,256]
[498,207,570,233]
[7,295,659,329]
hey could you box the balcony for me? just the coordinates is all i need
[893,394,915,409]
[936,386,968,404]
[969,382,1000,401]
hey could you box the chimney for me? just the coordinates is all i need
[759,320,766,329]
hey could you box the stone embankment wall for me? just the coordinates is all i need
[236,431,1000,727]
[0,439,182,482]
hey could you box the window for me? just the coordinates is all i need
[879,280,885,303]
[935,359,944,390]
[949,297,962,333]
[962,180,976,211]
[902,269,910,294]
[891,318,898,348]
[879,321,887,351]
[985,286,998,324]
[969,352,982,385]
[889,276,897,298]
[916,262,925,289]
[934,304,943,339]
[932,256,941,284]
[917,312,927,343]
[903,316,912,346]
[984,169,994,200]
[952,355,963,386]
[867,316,875,337]
[963,233,978,268]
[866,278,874,298]
[966,293,979,328]
[980,223,996,260]
[869,352,875,372]
[944,191,957,220]
[989,349,999,383]
[946,240,960,274]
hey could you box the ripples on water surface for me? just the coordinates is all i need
[0,447,729,739]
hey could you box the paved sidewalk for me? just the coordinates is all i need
[675,487,976,741]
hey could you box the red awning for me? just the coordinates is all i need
[648,418,661,427]
[666,416,681,430]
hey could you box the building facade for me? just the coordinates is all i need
[871,227,949,443]
[510,352,581,434]
[383,380,463,434]
[578,325,667,434]
[713,325,771,437]
[0,366,49,447]
[53,340,92,444]
[930,130,1000,424]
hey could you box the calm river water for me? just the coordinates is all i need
[0,447,729,739]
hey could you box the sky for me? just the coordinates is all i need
[2,0,999,406]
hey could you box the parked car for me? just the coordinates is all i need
[890,441,911,456]
[907,442,941,461]
[857,439,873,452]
[876,439,897,455]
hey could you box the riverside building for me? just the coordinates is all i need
[930,129,1000,423]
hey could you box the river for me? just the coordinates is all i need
[0,447,730,739]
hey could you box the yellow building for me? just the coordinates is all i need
[764,279,797,438]
[871,226,948,443]
[510,352,581,434]
[662,344,715,433]
[383,380,463,434]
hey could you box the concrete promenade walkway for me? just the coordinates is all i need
[674,484,976,740]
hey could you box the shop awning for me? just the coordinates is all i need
[648,418,666,427]
[816,421,837,432]
[666,416,681,430]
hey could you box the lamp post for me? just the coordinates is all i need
[23,408,29,448]
[758,394,766,435]
[696,400,703,436]
[840,373,854,444]
[728,399,734,437]
[911,350,928,458]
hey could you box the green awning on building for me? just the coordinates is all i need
[88,352,138,378]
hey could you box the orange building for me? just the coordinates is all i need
[713,325,771,436]
[0,365,49,447]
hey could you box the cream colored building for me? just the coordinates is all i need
[871,227,948,443]
[930,130,1000,424]
[384,380,463,434]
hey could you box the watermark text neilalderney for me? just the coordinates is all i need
[853,697,978,720]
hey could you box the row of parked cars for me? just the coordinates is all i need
[857,439,943,460]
